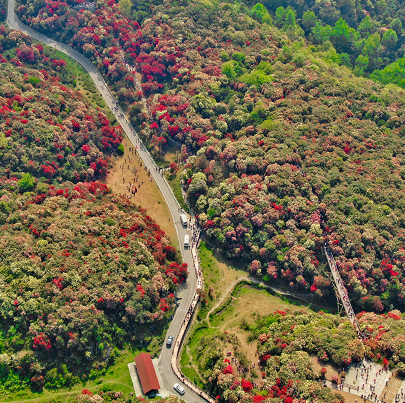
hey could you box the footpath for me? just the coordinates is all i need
[324,358,405,403]
[170,223,215,403]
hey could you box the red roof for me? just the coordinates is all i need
[134,353,160,394]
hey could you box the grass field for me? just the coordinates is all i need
[198,241,245,307]
[181,242,312,385]
[165,171,188,213]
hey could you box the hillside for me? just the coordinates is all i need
[0,26,186,395]
[0,27,122,183]
[207,309,405,403]
[0,180,185,393]
[14,0,405,312]
[129,0,405,312]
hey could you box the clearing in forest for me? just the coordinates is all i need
[104,138,178,248]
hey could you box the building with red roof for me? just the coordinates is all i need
[134,352,160,394]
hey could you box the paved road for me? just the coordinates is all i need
[6,4,205,403]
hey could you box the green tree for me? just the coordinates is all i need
[370,56,405,87]
[232,52,245,64]
[117,143,124,155]
[362,33,383,71]
[312,22,332,43]
[389,18,403,35]
[118,0,132,17]
[222,61,237,79]
[358,16,376,37]
[129,102,144,126]
[249,3,273,25]
[302,10,317,34]
[354,54,369,76]
[330,18,358,54]
[275,6,287,26]
[381,29,398,51]
[340,52,352,68]
[285,8,296,27]
[18,173,35,191]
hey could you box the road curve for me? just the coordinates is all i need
[6,4,206,403]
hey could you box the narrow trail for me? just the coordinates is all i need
[119,50,151,119]
[205,276,321,327]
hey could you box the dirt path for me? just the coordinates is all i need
[104,140,178,247]
[206,276,320,326]
[206,277,249,322]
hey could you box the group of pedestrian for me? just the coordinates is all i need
[395,388,405,402]
[335,360,396,403]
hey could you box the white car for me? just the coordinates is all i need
[174,383,185,395]
[166,335,174,348]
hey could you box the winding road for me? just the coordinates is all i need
[6,4,205,403]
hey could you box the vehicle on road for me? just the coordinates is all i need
[180,214,187,227]
[166,335,174,348]
[184,235,189,248]
[174,383,185,395]
[5,6,200,399]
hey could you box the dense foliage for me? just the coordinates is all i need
[75,391,184,403]
[130,0,405,312]
[0,179,186,393]
[17,0,149,108]
[205,310,405,403]
[16,0,405,311]
[250,0,405,75]
[0,27,122,183]
[0,26,185,394]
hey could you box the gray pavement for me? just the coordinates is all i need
[128,362,143,397]
[5,5,205,403]
[327,359,395,402]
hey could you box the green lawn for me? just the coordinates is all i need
[181,367,204,389]
[165,171,188,212]
[199,242,220,290]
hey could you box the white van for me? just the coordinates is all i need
[184,235,190,248]
[180,214,187,227]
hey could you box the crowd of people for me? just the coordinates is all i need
[325,359,402,403]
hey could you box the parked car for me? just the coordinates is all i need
[180,214,188,227]
[174,383,185,395]
[166,335,174,348]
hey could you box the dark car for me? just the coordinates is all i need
[166,335,174,348]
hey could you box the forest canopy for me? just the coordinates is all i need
[0,26,185,394]
[0,179,186,393]
[14,0,405,311]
